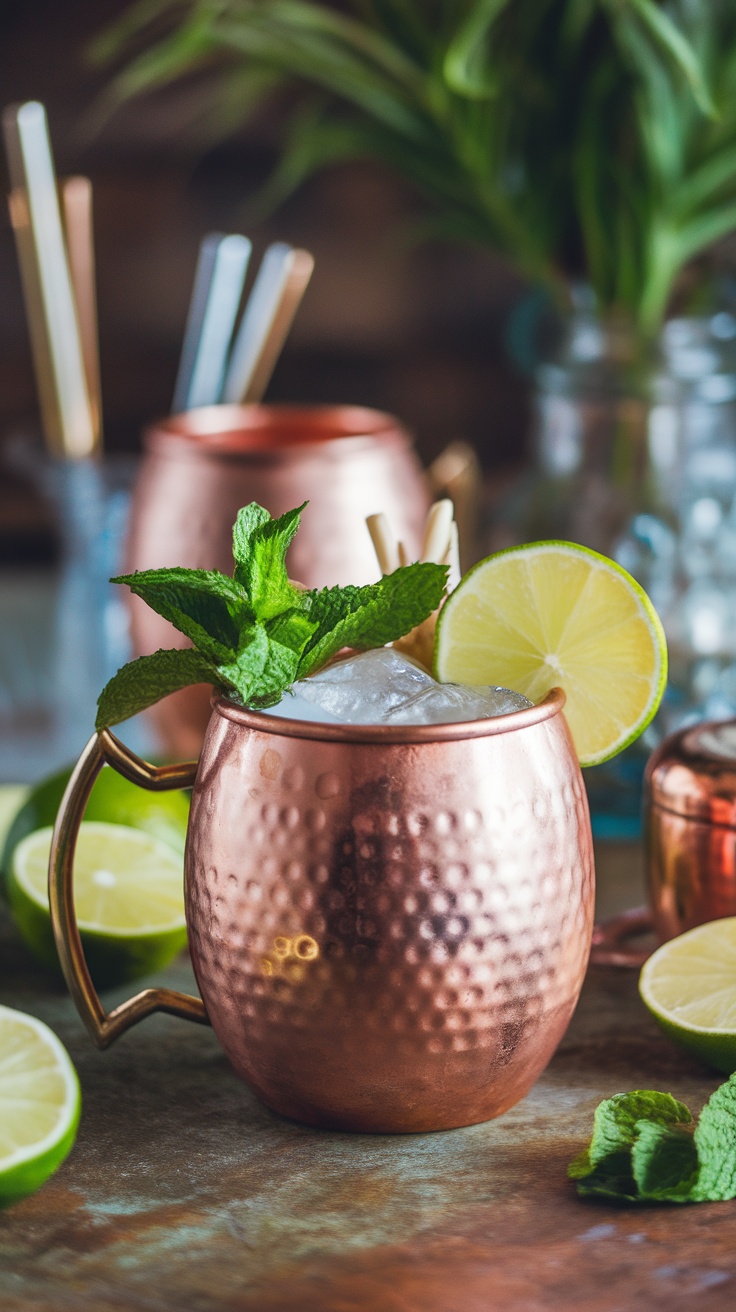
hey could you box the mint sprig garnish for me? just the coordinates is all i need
[569,1074,736,1203]
[96,501,448,730]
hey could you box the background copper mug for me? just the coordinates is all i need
[50,687,594,1134]
[124,404,431,757]
[645,718,736,939]
[590,717,736,968]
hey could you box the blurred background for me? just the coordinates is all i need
[0,0,529,575]
[5,1,736,836]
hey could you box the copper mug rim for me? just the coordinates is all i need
[212,685,566,744]
[144,403,411,457]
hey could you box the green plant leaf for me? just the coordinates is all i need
[112,568,245,661]
[569,1075,736,1204]
[443,0,511,100]
[92,0,736,338]
[267,607,319,656]
[233,501,307,619]
[297,561,448,678]
[96,647,219,729]
[630,1119,699,1202]
[215,624,272,703]
[232,502,272,572]
[670,144,736,219]
[624,0,716,118]
[691,1070,736,1202]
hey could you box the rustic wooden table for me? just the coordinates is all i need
[1,843,734,1312]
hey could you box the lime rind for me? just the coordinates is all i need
[1,763,189,885]
[12,823,186,935]
[434,539,668,768]
[7,822,188,986]
[0,1005,81,1208]
[639,918,736,1075]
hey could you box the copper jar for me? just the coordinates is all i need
[50,688,595,1134]
[124,404,430,756]
[645,719,736,941]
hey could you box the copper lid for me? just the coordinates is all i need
[645,719,736,827]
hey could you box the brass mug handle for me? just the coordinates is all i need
[49,727,210,1049]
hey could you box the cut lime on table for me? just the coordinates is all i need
[434,541,667,767]
[0,1004,80,1209]
[639,919,736,1074]
[8,822,187,986]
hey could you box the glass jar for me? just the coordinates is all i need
[492,303,736,836]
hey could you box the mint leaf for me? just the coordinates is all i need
[113,568,244,661]
[232,502,307,620]
[216,623,307,707]
[568,1090,693,1201]
[298,562,448,678]
[569,1078,736,1204]
[692,1072,736,1201]
[216,625,270,703]
[631,1120,698,1202]
[267,607,318,656]
[102,503,448,719]
[232,502,271,569]
[96,648,219,729]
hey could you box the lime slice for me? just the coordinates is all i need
[434,541,667,766]
[0,1004,80,1209]
[8,822,187,987]
[2,763,189,882]
[639,919,736,1074]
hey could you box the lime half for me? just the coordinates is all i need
[8,822,187,986]
[639,918,736,1074]
[2,763,189,882]
[434,540,667,766]
[0,1004,81,1208]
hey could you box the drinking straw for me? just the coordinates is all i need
[421,499,455,565]
[171,232,251,413]
[366,512,400,574]
[2,101,96,458]
[428,441,481,572]
[222,243,314,404]
[61,177,102,444]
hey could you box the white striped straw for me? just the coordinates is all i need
[172,232,251,412]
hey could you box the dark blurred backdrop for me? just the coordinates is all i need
[0,0,532,562]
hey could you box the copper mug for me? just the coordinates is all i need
[124,404,430,757]
[591,717,736,968]
[50,687,594,1134]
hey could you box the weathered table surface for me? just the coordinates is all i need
[2,843,735,1312]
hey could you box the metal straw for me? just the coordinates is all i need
[222,242,314,404]
[172,232,251,413]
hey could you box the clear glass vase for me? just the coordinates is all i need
[492,302,736,837]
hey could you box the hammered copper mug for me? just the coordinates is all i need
[50,687,594,1134]
[125,404,430,757]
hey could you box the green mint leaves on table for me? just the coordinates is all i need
[569,1074,736,1204]
[96,501,448,730]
